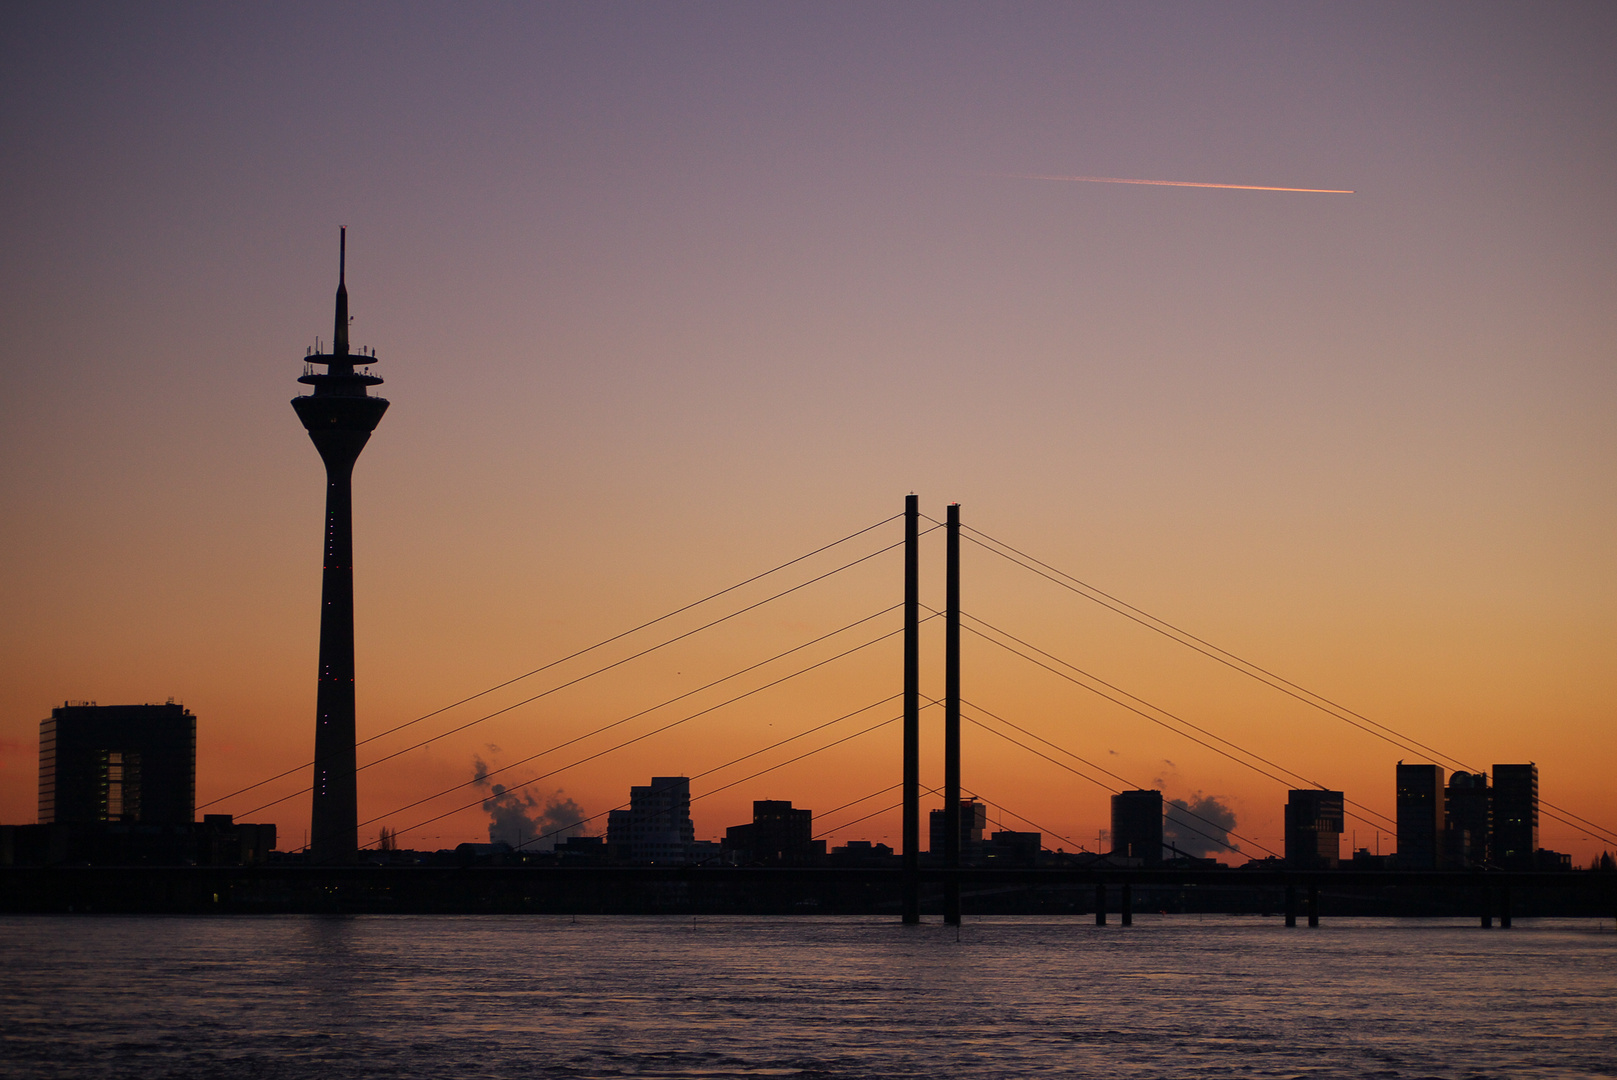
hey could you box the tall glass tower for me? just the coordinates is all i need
[291,229,388,864]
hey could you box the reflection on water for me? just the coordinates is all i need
[2,915,1614,1079]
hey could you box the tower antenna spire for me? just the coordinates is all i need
[333,226,349,357]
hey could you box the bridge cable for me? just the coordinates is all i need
[341,616,941,851]
[960,697,1317,857]
[960,708,1276,858]
[809,783,902,837]
[960,617,1399,839]
[953,521,1471,768]
[243,601,903,820]
[399,697,923,855]
[958,785,1085,854]
[812,785,942,843]
[959,611,1400,832]
[953,523,1616,843]
[199,512,903,811]
[961,708,1269,857]
[360,618,928,841]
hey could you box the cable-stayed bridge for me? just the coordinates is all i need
[121,496,1616,924]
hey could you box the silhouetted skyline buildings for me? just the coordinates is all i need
[1386,762,1547,871]
[8,700,1582,875]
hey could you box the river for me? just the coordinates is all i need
[2,914,1613,1078]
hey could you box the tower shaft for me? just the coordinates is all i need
[309,447,360,864]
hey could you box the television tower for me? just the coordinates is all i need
[291,228,388,864]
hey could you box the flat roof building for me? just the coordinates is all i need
[1284,789,1345,869]
[1111,789,1163,865]
[1396,762,1445,870]
[723,799,824,866]
[983,830,1042,867]
[38,702,195,826]
[1491,763,1538,869]
[1445,771,1491,868]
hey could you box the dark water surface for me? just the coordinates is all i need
[2,915,1614,1079]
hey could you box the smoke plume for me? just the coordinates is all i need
[471,755,586,850]
[1164,793,1239,858]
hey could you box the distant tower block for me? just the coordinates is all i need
[1111,789,1164,865]
[291,228,389,864]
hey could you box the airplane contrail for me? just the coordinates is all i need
[1006,172,1355,194]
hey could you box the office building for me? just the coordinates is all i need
[1445,771,1491,867]
[1396,762,1445,869]
[1284,789,1345,869]
[1491,763,1538,869]
[38,702,196,826]
[606,776,695,864]
[723,799,824,865]
[1110,789,1163,865]
[929,799,987,862]
[983,830,1042,866]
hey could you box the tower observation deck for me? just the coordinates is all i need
[291,228,388,864]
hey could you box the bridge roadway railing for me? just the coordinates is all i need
[3,865,1614,919]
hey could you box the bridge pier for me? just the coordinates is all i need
[1500,884,1512,929]
[943,503,962,927]
[1307,883,1319,928]
[1481,886,1493,928]
[1284,884,1297,927]
[1121,883,1133,926]
[1095,883,1107,925]
[902,495,920,925]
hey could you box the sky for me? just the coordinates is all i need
[2,3,1613,862]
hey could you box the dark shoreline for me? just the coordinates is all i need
[4,865,1613,919]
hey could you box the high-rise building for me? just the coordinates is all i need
[606,777,695,864]
[38,702,196,825]
[1396,762,1445,869]
[929,799,987,861]
[291,229,389,865]
[1491,763,1538,869]
[1284,789,1344,869]
[1110,789,1163,865]
[1445,771,1491,868]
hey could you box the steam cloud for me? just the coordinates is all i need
[471,755,586,850]
[1164,793,1239,858]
